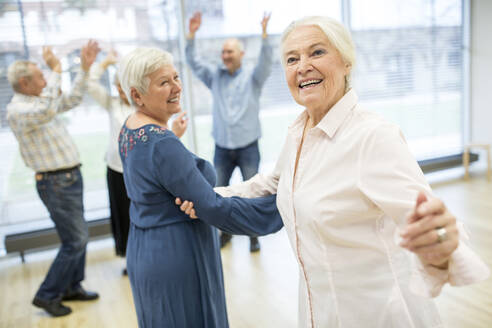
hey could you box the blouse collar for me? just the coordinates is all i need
[289,89,358,139]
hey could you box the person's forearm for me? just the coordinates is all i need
[214,173,278,198]
[100,59,113,71]
[88,65,112,110]
[195,195,283,237]
[89,63,105,82]
[58,70,88,112]
[51,65,62,74]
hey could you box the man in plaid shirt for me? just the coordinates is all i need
[7,40,100,317]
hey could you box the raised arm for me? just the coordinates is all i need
[185,12,214,88]
[8,44,98,130]
[252,12,273,86]
[154,137,283,236]
[59,40,100,112]
[261,12,271,39]
[187,11,201,40]
[88,50,118,110]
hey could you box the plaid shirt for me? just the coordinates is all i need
[7,70,88,172]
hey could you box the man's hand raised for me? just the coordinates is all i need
[81,40,100,72]
[188,12,202,39]
[42,46,62,73]
[261,12,272,39]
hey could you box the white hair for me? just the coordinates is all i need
[281,16,356,91]
[118,47,174,106]
[7,60,36,92]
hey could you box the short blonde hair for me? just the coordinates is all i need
[118,47,174,106]
[7,60,36,92]
[281,16,356,91]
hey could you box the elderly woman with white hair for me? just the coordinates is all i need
[177,16,489,327]
[117,47,282,327]
[88,50,187,275]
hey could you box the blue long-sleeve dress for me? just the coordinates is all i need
[118,123,283,328]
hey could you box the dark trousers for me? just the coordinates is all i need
[214,140,260,240]
[35,167,88,301]
[106,167,131,257]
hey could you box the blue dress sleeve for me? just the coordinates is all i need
[153,136,283,236]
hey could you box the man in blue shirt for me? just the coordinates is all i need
[186,12,273,252]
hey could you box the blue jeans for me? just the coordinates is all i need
[214,141,260,241]
[34,167,89,301]
[214,140,260,188]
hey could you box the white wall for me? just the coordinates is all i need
[470,0,492,143]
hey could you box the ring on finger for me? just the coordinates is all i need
[436,227,448,243]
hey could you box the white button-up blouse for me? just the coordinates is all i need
[216,89,489,328]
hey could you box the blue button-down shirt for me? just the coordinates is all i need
[185,38,273,149]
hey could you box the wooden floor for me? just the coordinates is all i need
[1,173,491,328]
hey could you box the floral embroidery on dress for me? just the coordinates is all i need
[149,126,167,134]
[119,125,167,157]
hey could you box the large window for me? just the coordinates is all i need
[0,0,183,250]
[350,0,464,159]
[0,0,468,254]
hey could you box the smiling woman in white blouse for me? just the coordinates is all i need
[177,16,489,328]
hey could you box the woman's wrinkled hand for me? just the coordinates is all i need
[175,198,197,219]
[399,191,459,269]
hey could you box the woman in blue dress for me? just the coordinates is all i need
[117,47,283,328]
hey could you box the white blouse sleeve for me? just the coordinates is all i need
[214,172,279,198]
[214,134,291,198]
[357,122,489,297]
[357,122,431,223]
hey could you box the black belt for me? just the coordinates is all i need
[37,164,81,175]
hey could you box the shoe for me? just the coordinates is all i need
[62,287,99,301]
[220,233,232,248]
[32,296,72,317]
[122,268,128,276]
[250,237,260,253]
